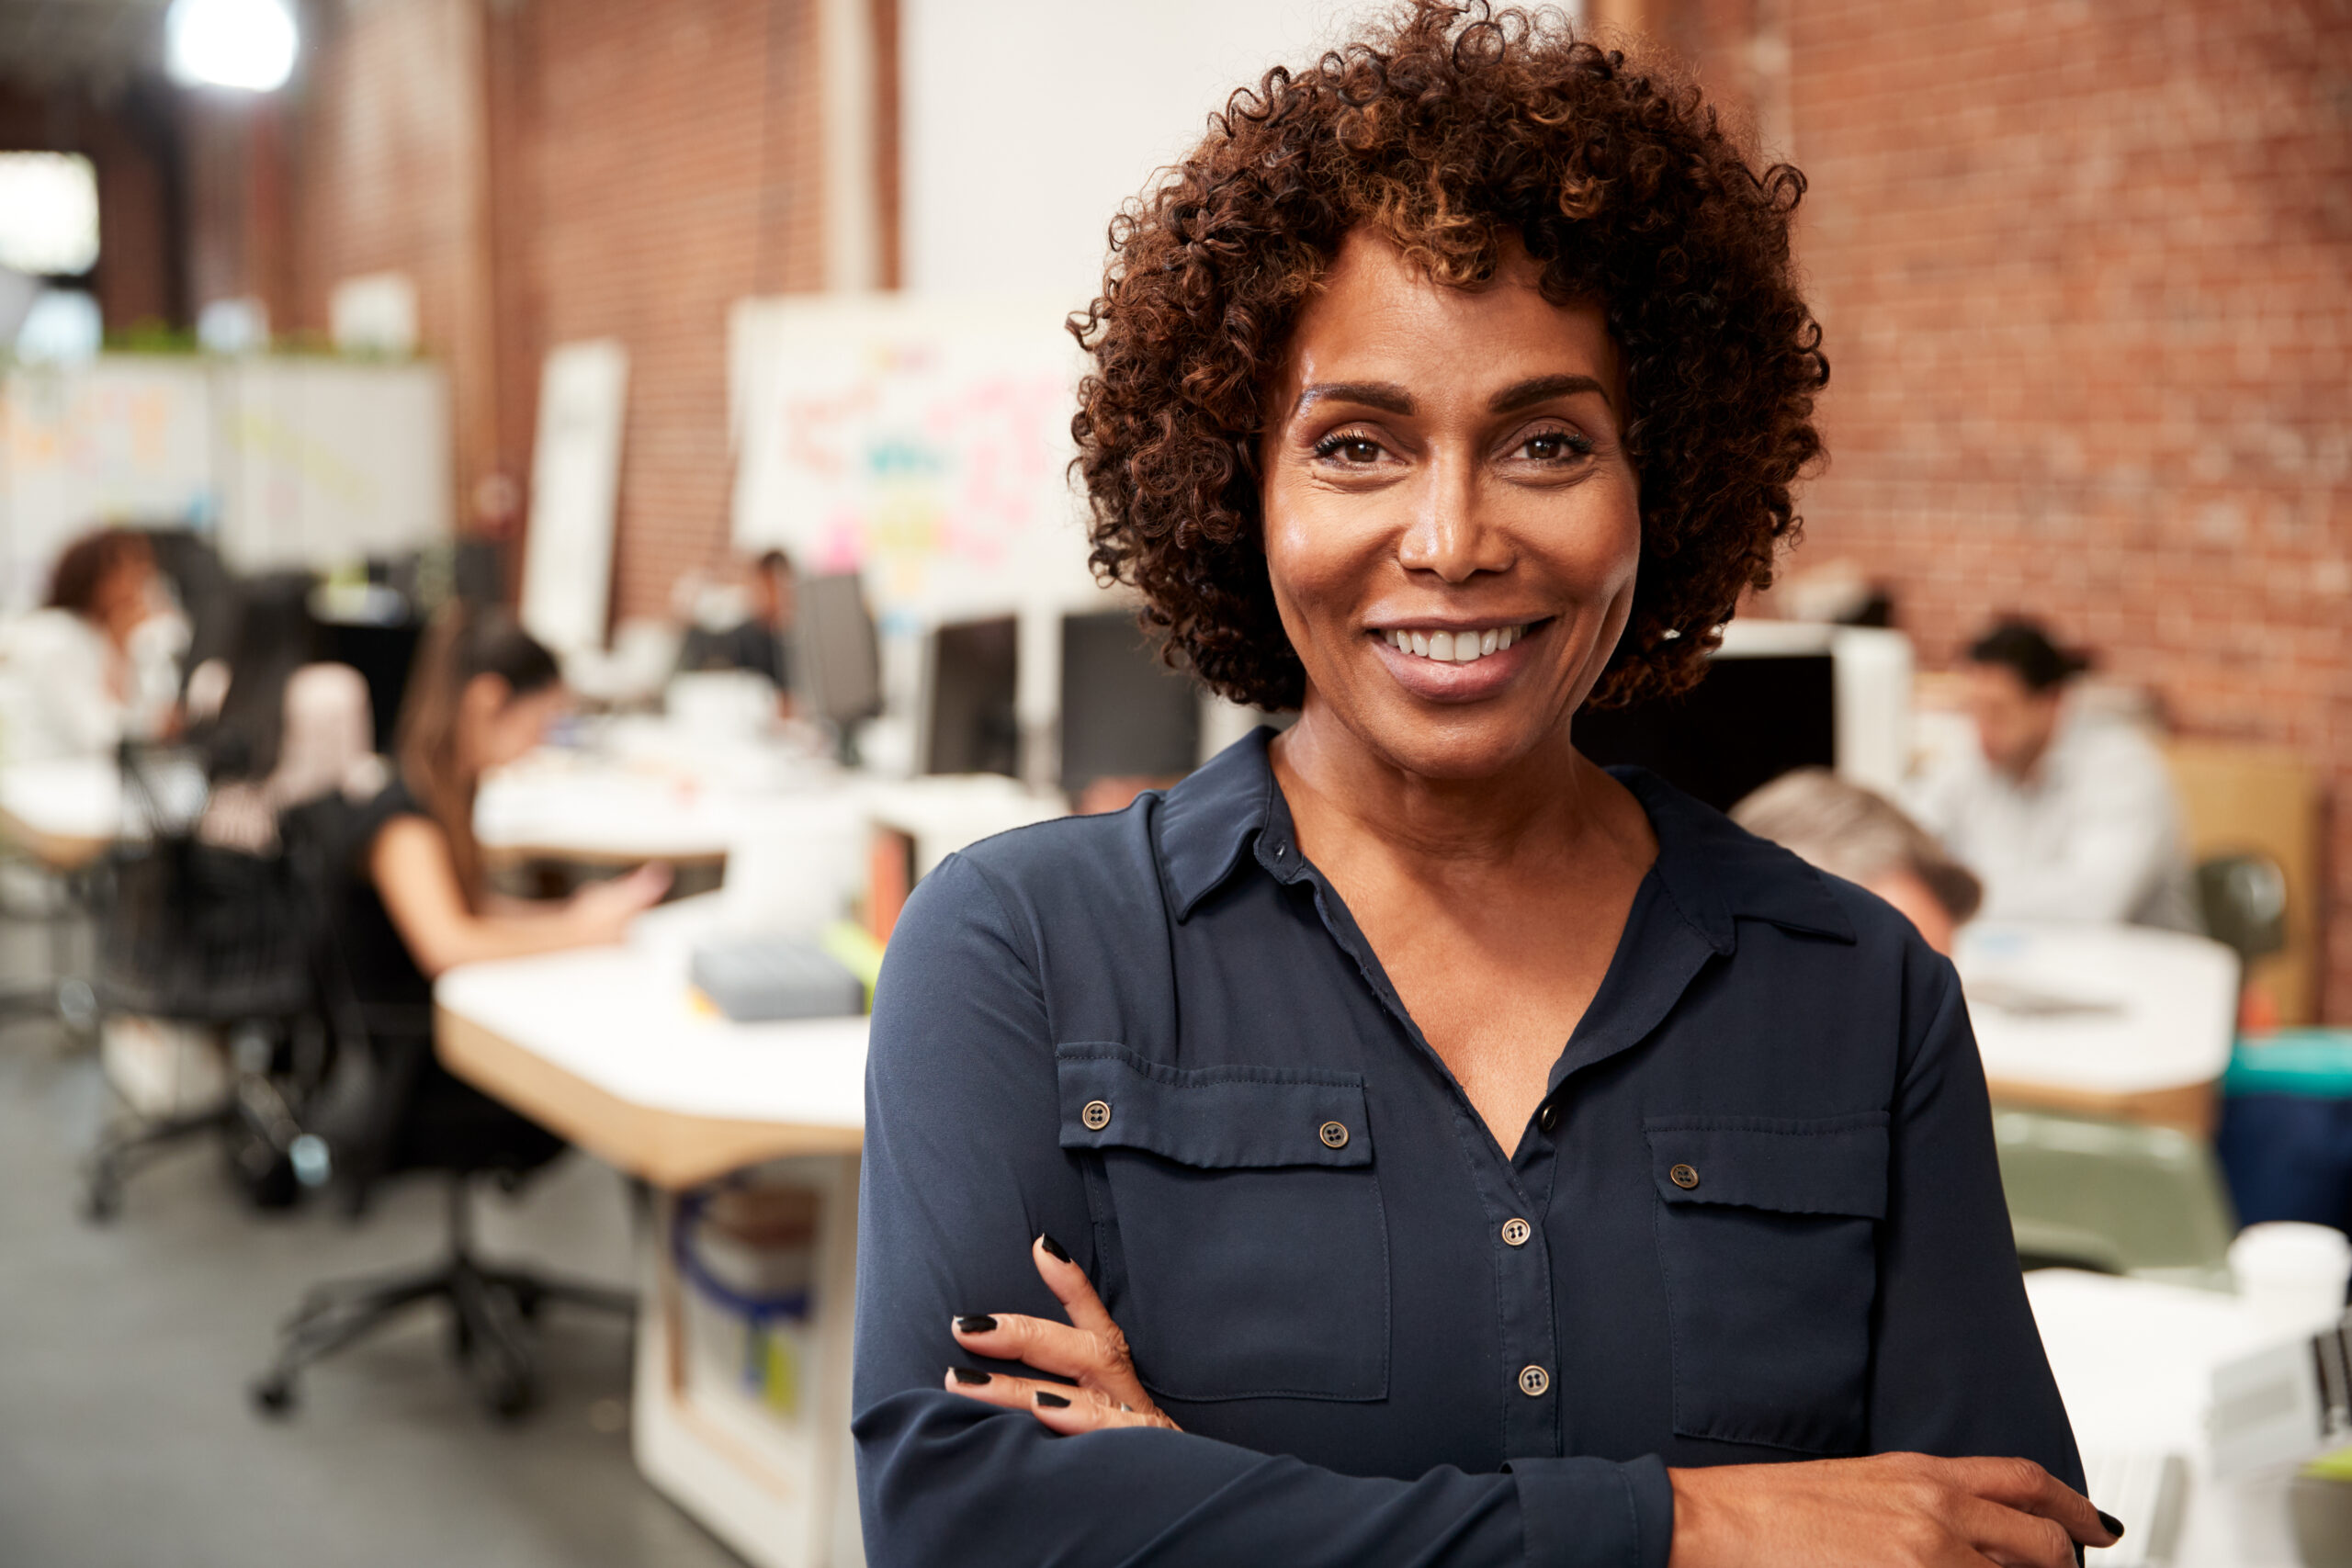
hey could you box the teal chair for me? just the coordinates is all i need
[1993,1108,2237,1292]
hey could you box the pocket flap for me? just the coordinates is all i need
[1056,1043,1371,1168]
[1643,1113,1888,1218]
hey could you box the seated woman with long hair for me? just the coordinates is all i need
[335,604,667,1171]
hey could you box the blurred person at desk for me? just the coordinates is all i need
[1906,617,2199,932]
[331,604,669,1170]
[0,526,182,761]
[184,573,381,852]
[677,547,797,694]
[1732,768,1982,955]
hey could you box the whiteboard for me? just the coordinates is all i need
[211,358,453,572]
[521,339,628,655]
[0,355,453,608]
[0,358,213,607]
[729,295,1101,626]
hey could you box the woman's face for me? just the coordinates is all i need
[1260,228,1641,781]
[93,549,156,645]
[461,676,570,773]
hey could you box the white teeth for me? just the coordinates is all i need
[1382,624,1528,664]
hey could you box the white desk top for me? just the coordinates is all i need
[1957,921,2239,1096]
[0,756,125,843]
[2027,1270,2302,1567]
[435,940,868,1132]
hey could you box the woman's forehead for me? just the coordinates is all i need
[1277,231,1621,419]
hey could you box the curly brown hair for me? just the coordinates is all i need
[1069,0,1826,711]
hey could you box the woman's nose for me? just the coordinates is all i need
[1396,466,1511,583]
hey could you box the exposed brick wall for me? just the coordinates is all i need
[519,0,826,622]
[0,80,182,332]
[1652,0,2352,1021]
[186,0,827,622]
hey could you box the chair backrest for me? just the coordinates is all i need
[2199,852,2290,969]
[1996,1107,2237,1291]
[100,741,316,1022]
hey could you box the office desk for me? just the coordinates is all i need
[435,912,867,1568]
[0,757,122,871]
[1960,921,2239,1134]
[2029,1269,2302,1566]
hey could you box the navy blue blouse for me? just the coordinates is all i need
[853,730,2081,1566]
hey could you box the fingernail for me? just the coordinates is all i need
[1034,1390,1070,1408]
[954,1314,997,1335]
[1038,1234,1071,1263]
[949,1366,990,1386]
[2097,1509,2125,1539]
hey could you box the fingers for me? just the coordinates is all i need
[1944,1455,2119,1549]
[1949,1493,2079,1568]
[942,1366,1175,1433]
[951,1312,1114,1383]
[1032,1234,1116,1336]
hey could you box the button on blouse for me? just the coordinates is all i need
[853,730,2081,1567]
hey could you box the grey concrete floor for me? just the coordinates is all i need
[0,908,746,1568]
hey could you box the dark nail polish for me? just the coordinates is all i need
[954,1314,997,1335]
[1038,1234,1071,1263]
[2096,1509,2125,1540]
[1034,1390,1070,1408]
[949,1366,990,1386]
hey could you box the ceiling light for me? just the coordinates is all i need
[165,0,300,93]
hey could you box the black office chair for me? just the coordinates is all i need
[2198,852,2289,972]
[83,741,329,1221]
[251,798,633,1420]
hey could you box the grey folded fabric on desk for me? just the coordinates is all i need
[688,936,864,1022]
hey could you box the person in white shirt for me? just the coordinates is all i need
[0,528,179,762]
[1905,618,2200,931]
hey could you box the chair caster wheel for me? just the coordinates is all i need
[482,1367,533,1421]
[251,1375,297,1416]
[81,1182,119,1224]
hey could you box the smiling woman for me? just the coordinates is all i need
[853,6,2112,1567]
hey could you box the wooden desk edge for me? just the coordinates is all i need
[435,1006,863,1190]
[1985,1075,2217,1137]
[0,804,108,873]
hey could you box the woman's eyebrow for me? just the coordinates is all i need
[1293,381,1415,418]
[1488,374,1611,414]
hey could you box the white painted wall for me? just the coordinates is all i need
[903,0,1392,304]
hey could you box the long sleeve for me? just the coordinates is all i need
[853,852,1671,1568]
[1864,961,2085,1488]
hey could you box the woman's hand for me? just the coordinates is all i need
[944,1235,1181,1434]
[566,862,672,942]
[1668,1452,2120,1568]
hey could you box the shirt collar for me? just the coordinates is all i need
[1157,728,1857,949]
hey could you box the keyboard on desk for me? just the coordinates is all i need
[2082,1449,2188,1565]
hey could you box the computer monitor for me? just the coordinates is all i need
[1574,623,1910,813]
[793,572,884,733]
[919,615,1020,777]
[1058,611,1200,796]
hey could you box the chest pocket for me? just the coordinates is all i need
[1057,1043,1388,1404]
[1645,1113,1889,1455]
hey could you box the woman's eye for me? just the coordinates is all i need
[1515,431,1593,463]
[1314,434,1385,466]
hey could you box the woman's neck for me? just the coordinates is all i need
[1269,698,1653,885]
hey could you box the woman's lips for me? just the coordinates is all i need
[1367,619,1546,703]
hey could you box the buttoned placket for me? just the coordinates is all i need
[1252,815,1571,1458]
